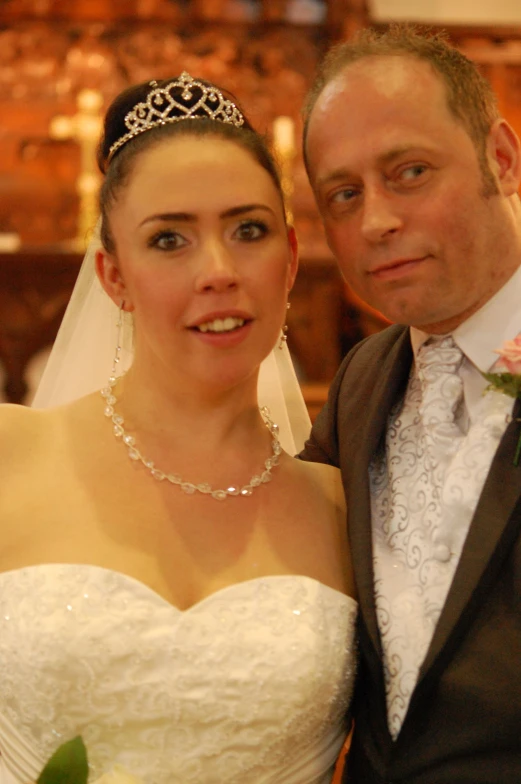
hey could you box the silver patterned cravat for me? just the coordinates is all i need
[416,335,464,454]
[371,335,466,738]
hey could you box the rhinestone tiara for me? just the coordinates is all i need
[107,72,245,163]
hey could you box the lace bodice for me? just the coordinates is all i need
[0,566,357,784]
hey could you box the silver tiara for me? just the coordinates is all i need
[107,72,245,163]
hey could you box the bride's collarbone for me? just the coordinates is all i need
[39,401,338,523]
[2,456,346,575]
[1,403,351,602]
[5,431,345,549]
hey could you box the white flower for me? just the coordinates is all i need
[92,765,144,784]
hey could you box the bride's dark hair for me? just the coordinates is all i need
[97,77,285,253]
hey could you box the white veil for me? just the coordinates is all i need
[31,224,311,455]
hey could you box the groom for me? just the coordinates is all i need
[300,25,521,783]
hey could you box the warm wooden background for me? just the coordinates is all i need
[1,0,521,407]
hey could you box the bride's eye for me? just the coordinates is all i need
[234,220,269,242]
[148,230,188,251]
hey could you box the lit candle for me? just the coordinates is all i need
[273,115,295,157]
[0,233,21,252]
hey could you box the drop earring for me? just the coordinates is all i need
[109,300,125,384]
[278,302,291,350]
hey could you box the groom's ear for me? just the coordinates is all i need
[95,248,135,312]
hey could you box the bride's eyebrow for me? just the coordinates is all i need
[139,212,196,227]
[221,204,274,218]
[139,204,274,228]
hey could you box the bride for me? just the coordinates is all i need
[0,74,357,784]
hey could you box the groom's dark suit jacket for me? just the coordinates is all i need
[301,324,521,784]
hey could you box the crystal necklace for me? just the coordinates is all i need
[101,378,282,501]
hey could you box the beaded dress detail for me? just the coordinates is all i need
[0,566,357,784]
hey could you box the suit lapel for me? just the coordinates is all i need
[416,397,521,684]
[343,328,413,659]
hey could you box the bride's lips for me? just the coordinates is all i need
[187,311,253,348]
[369,256,428,281]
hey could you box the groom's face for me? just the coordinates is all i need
[305,55,519,334]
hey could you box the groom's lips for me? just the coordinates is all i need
[370,256,428,280]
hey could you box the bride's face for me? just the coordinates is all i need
[97,134,298,391]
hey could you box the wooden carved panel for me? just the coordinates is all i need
[456,36,521,139]
[0,250,80,402]
[0,1,333,24]
[0,15,327,245]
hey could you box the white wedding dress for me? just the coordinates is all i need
[0,565,357,784]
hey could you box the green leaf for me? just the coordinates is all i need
[37,736,89,784]
[482,371,521,399]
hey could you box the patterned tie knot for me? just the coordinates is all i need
[417,336,463,385]
[416,336,464,440]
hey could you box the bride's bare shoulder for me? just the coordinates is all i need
[0,403,57,452]
[0,396,96,454]
[290,457,345,508]
[0,402,50,431]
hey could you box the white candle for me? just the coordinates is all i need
[273,116,295,157]
[0,233,21,252]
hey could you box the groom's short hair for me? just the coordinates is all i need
[303,24,500,189]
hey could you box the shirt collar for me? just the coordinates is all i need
[410,264,521,372]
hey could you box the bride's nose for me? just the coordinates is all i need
[195,239,239,293]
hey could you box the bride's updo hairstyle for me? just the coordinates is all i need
[97,75,285,254]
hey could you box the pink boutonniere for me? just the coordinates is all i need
[482,335,521,466]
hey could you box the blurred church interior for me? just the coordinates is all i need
[2,0,521,415]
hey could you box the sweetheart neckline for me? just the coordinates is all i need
[0,563,357,614]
